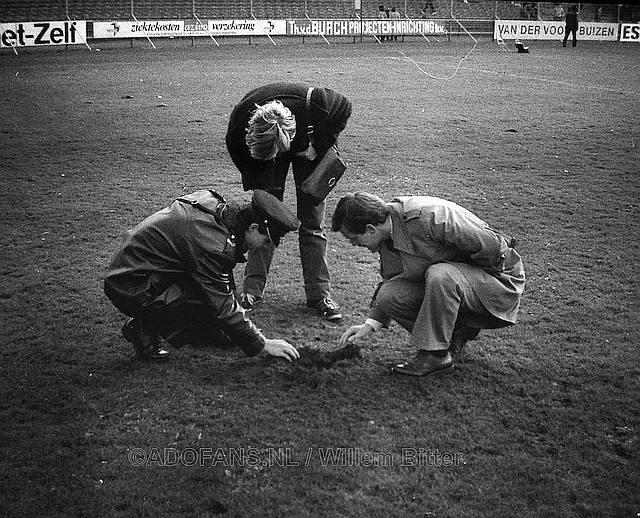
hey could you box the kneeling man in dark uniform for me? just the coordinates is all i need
[104,189,300,363]
[332,192,525,376]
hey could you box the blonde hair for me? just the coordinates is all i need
[245,100,296,161]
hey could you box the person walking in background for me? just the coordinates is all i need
[563,5,579,47]
[226,83,352,321]
[332,192,525,377]
[104,189,300,363]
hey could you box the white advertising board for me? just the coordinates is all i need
[208,19,286,36]
[286,19,447,36]
[0,21,86,47]
[92,19,286,38]
[494,21,619,41]
[93,20,185,38]
[2,18,631,47]
[620,23,640,42]
[93,18,444,40]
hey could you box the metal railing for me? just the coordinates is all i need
[0,1,635,24]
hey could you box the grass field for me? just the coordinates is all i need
[1,37,639,517]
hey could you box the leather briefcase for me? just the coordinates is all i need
[300,145,346,204]
[298,87,347,204]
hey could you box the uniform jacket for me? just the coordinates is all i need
[370,196,525,324]
[226,82,352,191]
[104,190,265,356]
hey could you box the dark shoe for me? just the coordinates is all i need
[391,350,453,377]
[449,325,480,355]
[121,318,169,361]
[239,293,262,311]
[307,297,342,321]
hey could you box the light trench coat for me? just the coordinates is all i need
[369,196,525,325]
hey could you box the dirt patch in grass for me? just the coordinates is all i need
[295,343,363,370]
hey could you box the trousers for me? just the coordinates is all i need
[373,262,510,351]
[563,27,577,46]
[104,274,232,349]
[243,155,331,302]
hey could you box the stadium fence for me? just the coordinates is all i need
[0,1,637,48]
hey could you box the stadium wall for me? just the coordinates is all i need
[1,1,638,24]
[0,1,637,49]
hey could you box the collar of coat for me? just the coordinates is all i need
[387,199,419,256]
[387,196,448,256]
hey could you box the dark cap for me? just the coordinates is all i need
[252,190,300,246]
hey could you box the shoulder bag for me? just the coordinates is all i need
[299,87,347,204]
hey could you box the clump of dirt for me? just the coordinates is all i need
[295,343,362,370]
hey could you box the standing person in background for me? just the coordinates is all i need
[563,5,579,47]
[378,4,388,42]
[594,6,602,22]
[389,7,401,41]
[420,1,436,17]
[553,4,565,21]
[226,83,352,321]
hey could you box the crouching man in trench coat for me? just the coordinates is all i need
[332,191,525,376]
[104,189,300,363]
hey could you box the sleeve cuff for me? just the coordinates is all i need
[365,318,384,332]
